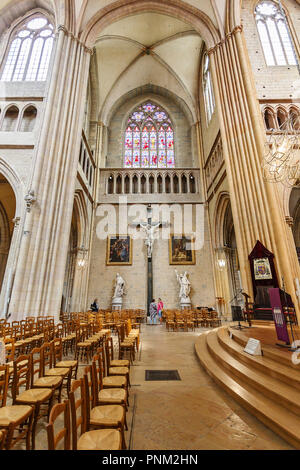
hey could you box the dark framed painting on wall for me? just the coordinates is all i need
[169,235,195,265]
[106,235,132,265]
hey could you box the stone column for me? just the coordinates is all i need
[9,27,92,322]
[209,25,300,318]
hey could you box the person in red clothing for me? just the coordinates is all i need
[157,298,164,323]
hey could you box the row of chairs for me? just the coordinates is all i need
[164,309,221,331]
[0,334,135,450]
[48,346,132,450]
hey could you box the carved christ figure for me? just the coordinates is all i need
[140,222,161,258]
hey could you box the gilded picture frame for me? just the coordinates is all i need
[169,235,195,265]
[106,235,132,265]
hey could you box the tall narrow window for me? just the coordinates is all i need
[203,54,215,124]
[124,101,175,168]
[1,15,54,82]
[255,1,297,66]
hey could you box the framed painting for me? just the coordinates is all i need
[106,235,132,265]
[169,235,195,265]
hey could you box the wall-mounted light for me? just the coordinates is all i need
[77,245,88,269]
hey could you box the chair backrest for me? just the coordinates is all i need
[47,400,71,450]
[30,347,43,386]
[83,367,94,426]
[4,338,15,362]
[51,338,63,365]
[40,342,53,374]
[12,354,31,403]
[96,346,107,377]
[69,378,86,450]
[0,364,9,407]
[92,354,104,393]
[105,337,114,367]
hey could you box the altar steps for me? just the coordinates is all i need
[195,328,300,448]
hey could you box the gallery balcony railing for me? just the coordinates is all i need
[98,168,202,203]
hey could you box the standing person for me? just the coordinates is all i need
[90,298,99,312]
[149,299,157,324]
[157,297,164,323]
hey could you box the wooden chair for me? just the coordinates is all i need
[69,378,122,450]
[0,364,34,450]
[166,312,176,331]
[104,340,131,387]
[95,349,128,393]
[51,338,78,381]
[74,326,93,363]
[175,312,185,331]
[11,354,54,450]
[30,347,63,402]
[92,356,128,410]
[184,312,195,331]
[41,342,71,396]
[83,367,126,449]
[105,336,129,368]
[116,324,135,363]
[47,400,71,450]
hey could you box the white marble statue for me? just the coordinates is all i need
[113,273,125,299]
[140,222,161,258]
[175,269,191,305]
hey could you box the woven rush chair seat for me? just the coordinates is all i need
[77,428,121,450]
[98,388,127,404]
[89,404,124,427]
[33,376,62,388]
[108,367,129,376]
[110,359,129,367]
[45,367,70,376]
[16,388,52,403]
[0,405,32,427]
[55,360,77,368]
[103,376,126,388]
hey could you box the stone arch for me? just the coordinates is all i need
[61,189,88,313]
[0,6,56,69]
[19,104,38,132]
[81,0,220,51]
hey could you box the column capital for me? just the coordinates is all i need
[56,25,94,55]
[207,25,244,56]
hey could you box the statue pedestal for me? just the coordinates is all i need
[112,297,122,311]
[180,297,191,310]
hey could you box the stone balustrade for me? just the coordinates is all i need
[98,168,202,203]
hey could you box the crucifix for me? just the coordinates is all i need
[132,204,166,316]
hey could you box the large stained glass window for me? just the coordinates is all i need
[255,1,297,66]
[124,102,175,168]
[1,15,54,82]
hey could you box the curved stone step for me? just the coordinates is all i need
[206,329,300,417]
[195,331,300,449]
[229,327,299,369]
[217,327,300,391]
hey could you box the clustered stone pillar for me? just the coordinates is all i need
[208,25,300,319]
[9,27,91,322]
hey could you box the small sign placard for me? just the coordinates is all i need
[244,338,262,356]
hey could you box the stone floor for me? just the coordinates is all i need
[12,322,293,450]
[127,323,293,450]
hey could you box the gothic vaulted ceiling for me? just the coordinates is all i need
[93,12,203,123]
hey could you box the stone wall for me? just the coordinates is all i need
[242,0,300,100]
[87,203,216,310]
